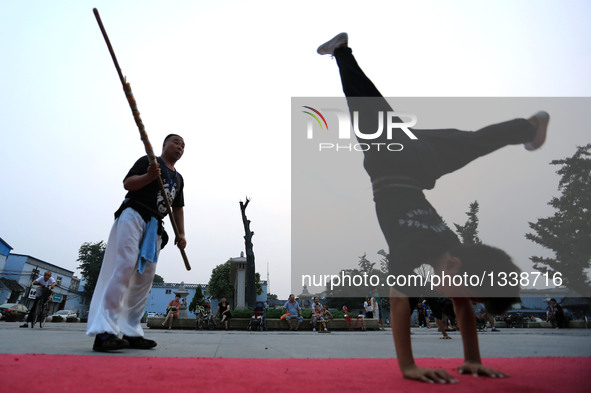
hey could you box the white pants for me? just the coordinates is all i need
[86,208,160,337]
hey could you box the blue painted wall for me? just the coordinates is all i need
[145,283,205,317]
[2,255,28,281]
[0,237,12,256]
[144,282,268,317]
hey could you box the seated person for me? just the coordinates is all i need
[217,296,231,330]
[550,298,566,328]
[162,294,181,330]
[545,306,553,323]
[310,296,323,330]
[312,304,328,332]
[283,294,303,331]
[473,302,498,332]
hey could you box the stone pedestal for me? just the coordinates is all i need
[174,282,190,318]
[149,282,195,329]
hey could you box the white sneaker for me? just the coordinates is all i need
[317,33,348,55]
[525,111,550,151]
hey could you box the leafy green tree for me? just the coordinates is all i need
[358,253,376,274]
[189,285,205,313]
[207,260,264,300]
[153,274,164,284]
[325,254,384,301]
[208,261,233,299]
[77,241,106,297]
[526,144,591,296]
[254,272,264,295]
[377,249,389,275]
[454,201,482,245]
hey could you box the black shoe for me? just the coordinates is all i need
[92,333,130,352]
[123,335,157,349]
[19,323,28,328]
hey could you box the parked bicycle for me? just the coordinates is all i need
[504,312,530,329]
[196,305,217,330]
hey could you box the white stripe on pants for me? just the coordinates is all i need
[86,208,160,337]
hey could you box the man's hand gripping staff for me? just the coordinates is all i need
[92,8,191,271]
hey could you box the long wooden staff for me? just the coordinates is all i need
[93,8,191,271]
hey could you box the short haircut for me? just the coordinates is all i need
[450,243,521,314]
[164,134,181,143]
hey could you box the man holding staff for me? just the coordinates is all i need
[87,134,187,352]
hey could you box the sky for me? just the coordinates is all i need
[0,1,590,300]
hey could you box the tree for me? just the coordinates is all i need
[454,201,482,245]
[153,274,164,284]
[526,144,591,296]
[77,241,106,297]
[254,272,264,295]
[377,249,389,275]
[357,253,376,274]
[267,293,278,301]
[325,253,384,301]
[240,197,257,307]
[208,261,233,299]
[207,260,264,301]
[189,285,205,313]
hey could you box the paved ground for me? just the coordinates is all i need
[2,322,590,358]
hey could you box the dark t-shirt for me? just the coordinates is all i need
[123,156,184,219]
[425,297,455,320]
[217,302,230,315]
[375,187,460,276]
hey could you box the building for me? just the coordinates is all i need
[1,236,271,319]
[228,252,269,310]
[520,287,590,318]
[66,276,90,316]
[0,237,24,303]
[0,253,82,316]
[145,282,208,318]
[144,280,268,318]
[0,237,13,269]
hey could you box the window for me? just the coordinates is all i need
[165,289,171,294]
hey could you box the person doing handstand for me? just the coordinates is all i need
[317,32,549,383]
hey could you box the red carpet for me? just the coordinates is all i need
[1,355,589,392]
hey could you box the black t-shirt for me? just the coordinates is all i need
[217,302,230,314]
[375,187,460,276]
[124,156,184,219]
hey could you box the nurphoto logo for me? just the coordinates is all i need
[302,106,418,152]
[301,106,329,131]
